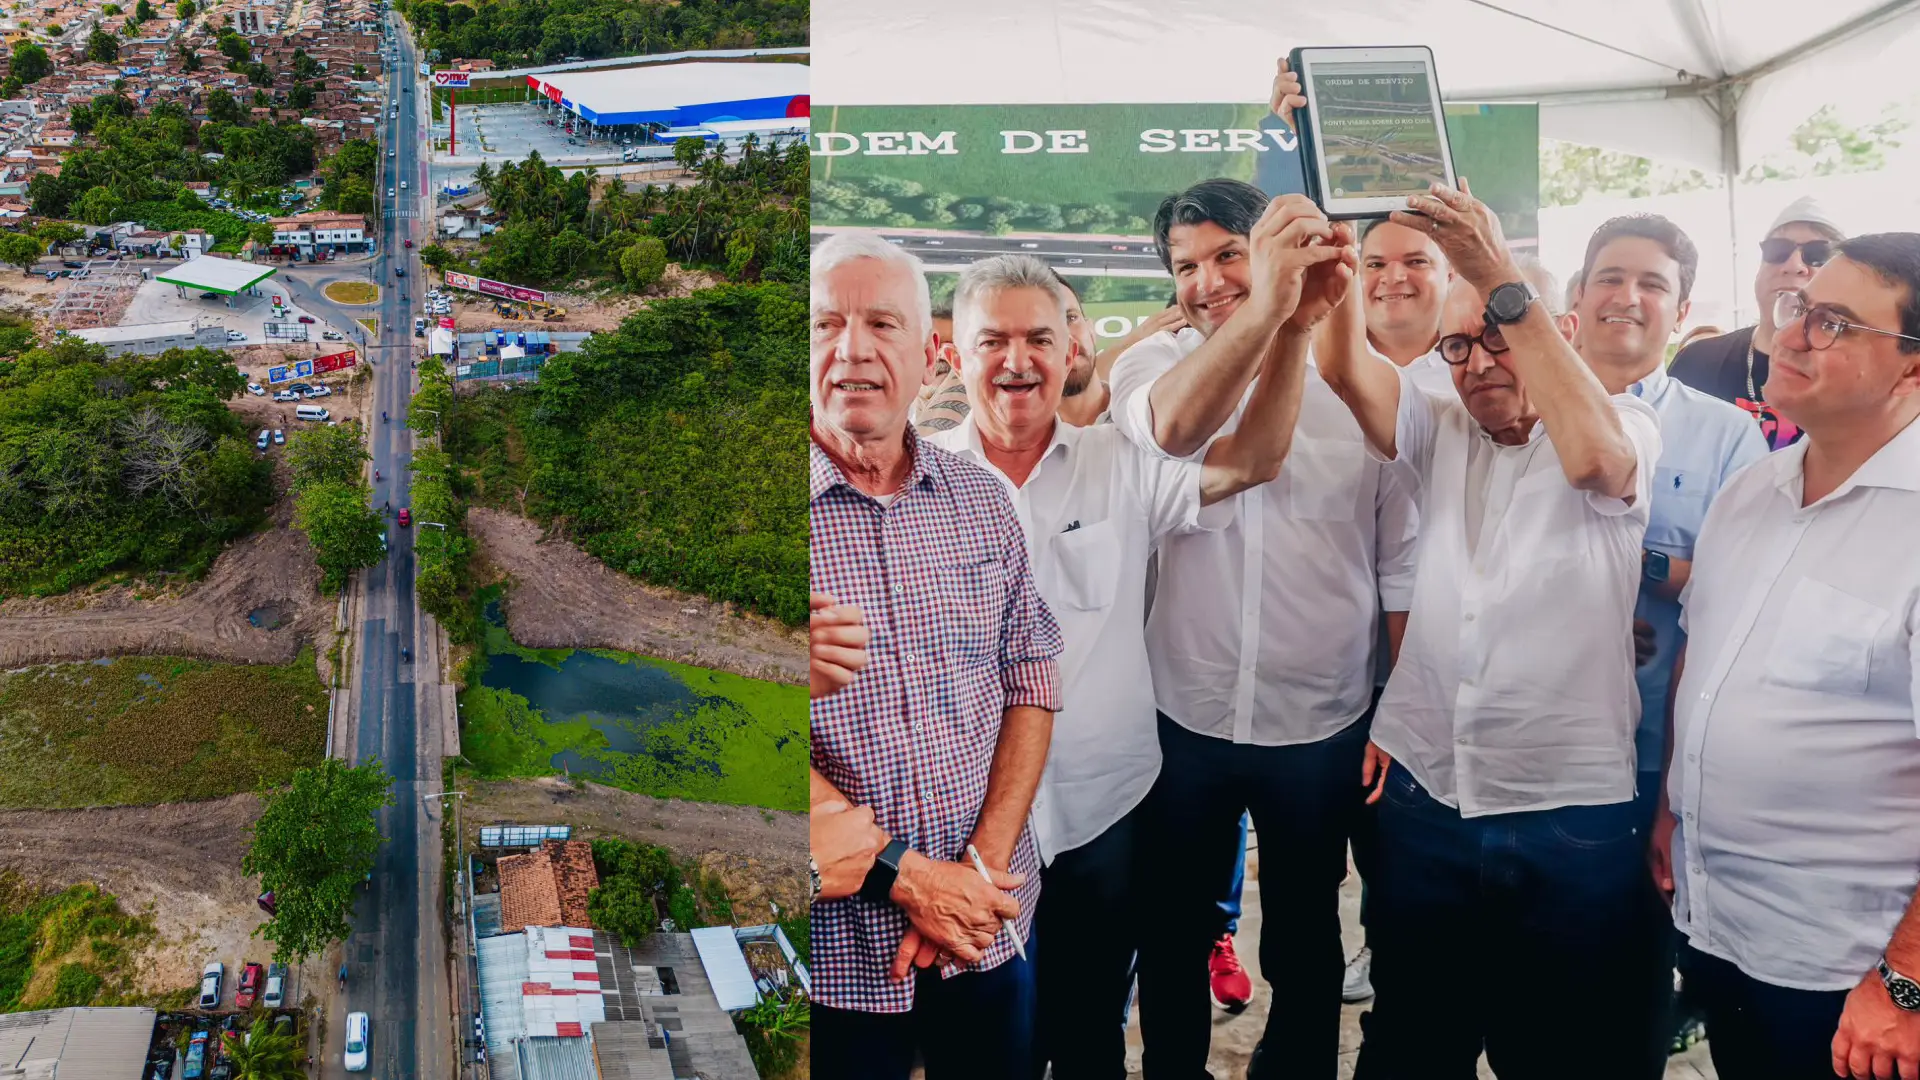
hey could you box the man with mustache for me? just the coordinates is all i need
[1669,197,1846,451]
[1314,182,1663,1077]
[929,245,1340,1078]
[1105,175,1419,1077]
[1652,233,1920,1079]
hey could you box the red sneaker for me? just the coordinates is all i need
[1209,933,1252,1012]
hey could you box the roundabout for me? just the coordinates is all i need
[323,280,381,305]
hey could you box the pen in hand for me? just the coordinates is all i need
[965,843,1027,962]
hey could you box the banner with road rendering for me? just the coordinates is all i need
[811,101,1539,342]
[443,271,549,304]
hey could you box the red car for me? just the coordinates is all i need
[235,962,264,1008]
[398,508,411,527]
[404,239,413,248]
[297,315,316,324]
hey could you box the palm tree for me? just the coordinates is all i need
[226,1022,304,1080]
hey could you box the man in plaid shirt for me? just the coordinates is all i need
[810,230,1065,1079]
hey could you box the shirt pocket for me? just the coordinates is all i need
[938,559,1010,663]
[1288,437,1365,521]
[1050,520,1122,612]
[1647,465,1708,556]
[1764,578,1890,695]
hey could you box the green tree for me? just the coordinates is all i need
[672,136,706,171]
[352,63,366,79]
[242,758,395,964]
[100,3,121,13]
[416,243,452,272]
[1745,104,1911,182]
[205,88,242,124]
[286,422,368,489]
[33,221,82,249]
[217,31,250,64]
[177,42,200,71]
[72,186,124,226]
[287,82,314,109]
[226,1024,304,1080]
[248,221,274,247]
[619,237,665,292]
[0,232,43,274]
[292,481,385,592]
[176,0,195,18]
[586,875,655,945]
[9,41,49,84]
[84,28,118,63]
[1539,140,1716,208]
[133,0,155,22]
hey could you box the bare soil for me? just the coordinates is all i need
[459,775,805,916]
[466,506,805,684]
[0,795,270,996]
[0,524,331,671]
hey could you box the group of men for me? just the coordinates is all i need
[808,61,1920,1080]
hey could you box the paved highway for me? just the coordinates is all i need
[809,227,1170,275]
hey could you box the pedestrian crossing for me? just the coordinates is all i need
[386,209,421,219]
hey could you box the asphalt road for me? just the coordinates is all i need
[325,14,444,1080]
[809,228,1169,274]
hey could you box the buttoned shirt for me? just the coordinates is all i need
[1109,329,1419,746]
[1372,370,1661,815]
[1628,366,1768,774]
[932,414,1216,862]
[1403,346,1456,398]
[809,433,1064,1013]
[1670,415,1920,990]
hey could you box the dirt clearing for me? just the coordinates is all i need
[0,524,331,670]
[459,775,806,915]
[0,795,271,995]
[466,507,805,684]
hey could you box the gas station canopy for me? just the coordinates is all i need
[154,256,278,296]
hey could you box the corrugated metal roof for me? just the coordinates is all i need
[517,1035,599,1080]
[689,927,759,1012]
[0,1007,155,1080]
[588,1021,674,1080]
[477,935,530,1080]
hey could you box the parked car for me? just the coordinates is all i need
[247,383,264,396]
[322,330,343,340]
[61,260,82,269]
[297,315,316,324]
[200,291,220,300]
[273,390,299,402]
[234,963,263,1008]
[198,962,223,1009]
[263,963,287,1008]
[344,1013,369,1072]
[255,430,269,451]
[271,1013,293,1037]
[226,330,247,342]
[272,430,284,445]
[183,1032,209,1080]
[378,531,388,554]
[306,387,332,399]
[288,382,312,392]
[398,508,410,527]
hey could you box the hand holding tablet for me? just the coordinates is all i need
[1284,46,1459,220]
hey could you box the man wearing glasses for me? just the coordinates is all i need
[1313,182,1664,1076]
[1669,197,1845,450]
[1653,233,1920,1080]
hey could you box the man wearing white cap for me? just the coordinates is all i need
[1669,196,1845,451]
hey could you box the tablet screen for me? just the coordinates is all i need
[1305,60,1449,200]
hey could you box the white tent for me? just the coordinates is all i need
[816,0,1920,179]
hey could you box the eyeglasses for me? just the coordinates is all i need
[1772,291,1920,351]
[1438,324,1510,366]
[1759,238,1832,267]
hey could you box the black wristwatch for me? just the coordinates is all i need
[1484,280,1538,326]
[1643,549,1671,584]
[859,839,911,903]
[1880,956,1920,1011]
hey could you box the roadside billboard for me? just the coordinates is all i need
[262,321,309,342]
[313,350,359,374]
[432,71,471,89]
[266,360,316,384]
[443,271,548,304]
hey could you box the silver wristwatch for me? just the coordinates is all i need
[1879,955,1920,1011]
[809,856,822,901]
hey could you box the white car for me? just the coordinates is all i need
[388,148,395,157]
[400,181,408,190]
[198,962,223,1009]
[272,429,285,445]
[273,390,299,402]
[305,386,332,399]
[344,1012,369,1072]
[227,330,247,342]
[388,188,395,197]
[247,383,265,396]
[322,330,343,340]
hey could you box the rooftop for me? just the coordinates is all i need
[528,61,808,127]
[0,1008,156,1080]
[154,255,276,295]
[71,319,201,345]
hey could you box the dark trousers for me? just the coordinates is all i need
[1035,806,1140,1080]
[1355,765,1663,1080]
[812,945,1037,1080]
[1137,712,1370,1080]
[1680,944,1849,1080]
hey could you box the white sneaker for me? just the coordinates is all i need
[1342,945,1374,1003]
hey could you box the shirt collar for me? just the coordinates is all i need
[809,426,942,503]
[1772,413,1920,503]
[1626,363,1670,401]
[952,412,1076,482]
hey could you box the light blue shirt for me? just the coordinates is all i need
[1632,366,1769,774]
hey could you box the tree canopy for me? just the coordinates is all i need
[398,0,805,66]
[242,758,394,964]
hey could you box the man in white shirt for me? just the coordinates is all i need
[1107,177,1418,1078]
[1359,217,1455,396]
[929,244,1343,1078]
[1652,232,1920,1079]
[1314,182,1662,1078]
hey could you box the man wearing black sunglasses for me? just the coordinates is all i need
[1669,197,1845,450]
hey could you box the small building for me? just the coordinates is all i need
[154,255,278,299]
[270,211,370,259]
[70,320,231,356]
[497,839,599,934]
[0,1007,156,1080]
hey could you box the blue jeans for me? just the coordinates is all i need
[1220,812,1247,934]
[812,944,1037,1080]
[1679,943,1848,1079]
[1355,765,1664,1080]
[1137,713,1370,1080]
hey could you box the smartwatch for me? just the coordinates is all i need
[859,839,911,903]
[808,856,821,902]
[1484,280,1539,326]
[1643,550,1671,585]
[1881,956,1920,1011]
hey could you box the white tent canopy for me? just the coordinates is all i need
[815,0,1920,176]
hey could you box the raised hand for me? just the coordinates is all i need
[1389,178,1516,293]
[1245,195,1348,329]
[1284,220,1357,333]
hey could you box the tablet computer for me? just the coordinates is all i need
[1288,45,1457,220]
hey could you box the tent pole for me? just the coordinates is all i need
[1715,83,1744,326]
